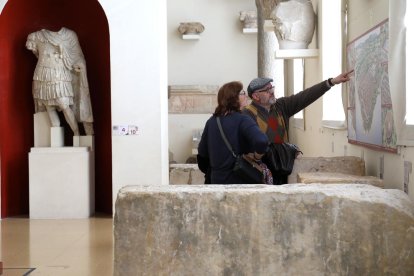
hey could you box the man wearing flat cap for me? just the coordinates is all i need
[243,70,353,184]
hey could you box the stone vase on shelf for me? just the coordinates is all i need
[270,0,316,49]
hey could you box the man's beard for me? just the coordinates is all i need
[260,96,276,105]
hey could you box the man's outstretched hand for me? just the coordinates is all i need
[332,69,354,85]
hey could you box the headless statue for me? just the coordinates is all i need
[26,27,94,136]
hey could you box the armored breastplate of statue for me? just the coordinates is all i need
[271,0,316,49]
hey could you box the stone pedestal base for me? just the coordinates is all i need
[34,112,51,147]
[73,135,95,151]
[34,112,64,147]
[29,147,94,219]
[51,127,64,147]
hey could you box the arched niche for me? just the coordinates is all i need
[0,0,112,217]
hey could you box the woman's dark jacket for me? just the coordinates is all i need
[197,112,268,184]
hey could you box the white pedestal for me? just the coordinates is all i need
[29,147,94,219]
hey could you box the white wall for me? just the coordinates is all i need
[99,0,169,206]
[169,114,210,163]
[291,0,414,201]
[168,0,258,163]
[168,0,257,86]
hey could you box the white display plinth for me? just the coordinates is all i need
[274,49,319,59]
[242,28,257,34]
[182,34,200,40]
[29,147,94,219]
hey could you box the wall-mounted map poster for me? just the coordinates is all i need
[347,19,397,153]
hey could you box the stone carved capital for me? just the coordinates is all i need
[239,11,257,29]
[178,22,205,35]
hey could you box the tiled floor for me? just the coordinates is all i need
[0,216,113,276]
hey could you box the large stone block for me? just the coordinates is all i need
[289,156,366,183]
[114,184,414,275]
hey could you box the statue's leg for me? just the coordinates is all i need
[61,107,80,136]
[45,106,60,127]
[83,122,94,135]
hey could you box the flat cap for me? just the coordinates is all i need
[247,77,273,97]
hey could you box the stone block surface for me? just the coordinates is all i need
[289,156,365,183]
[298,172,384,188]
[170,164,205,185]
[190,169,205,184]
[169,167,191,184]
[168,85,218,114]
[114,184,414,276]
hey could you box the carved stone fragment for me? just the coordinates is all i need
[178,22,205,35]
[239,11,257,29]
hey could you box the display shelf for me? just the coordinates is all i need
[182,34,200,40]
[242,28,257,34]
[274,49,319,59]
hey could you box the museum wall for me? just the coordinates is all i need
[167,0,257,163]
[290,0,414,201]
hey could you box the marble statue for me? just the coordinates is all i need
[270,0,316,49]
[26,27,94,136]
[178,22,205,35]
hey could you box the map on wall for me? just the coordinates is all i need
[346,19,397,153]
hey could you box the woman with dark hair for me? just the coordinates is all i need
[197,81,269,184]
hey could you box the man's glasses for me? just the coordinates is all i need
[239,90,246,95]
[256,86,275,94]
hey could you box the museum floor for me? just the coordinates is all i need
[0,215,113,275]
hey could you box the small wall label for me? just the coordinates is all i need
[112,125,139,136]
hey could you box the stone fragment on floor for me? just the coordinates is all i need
[297,172,384,188]
[169,164,203,184]
[289,156,366,183]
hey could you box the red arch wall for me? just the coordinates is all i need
[0,0,112,217]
